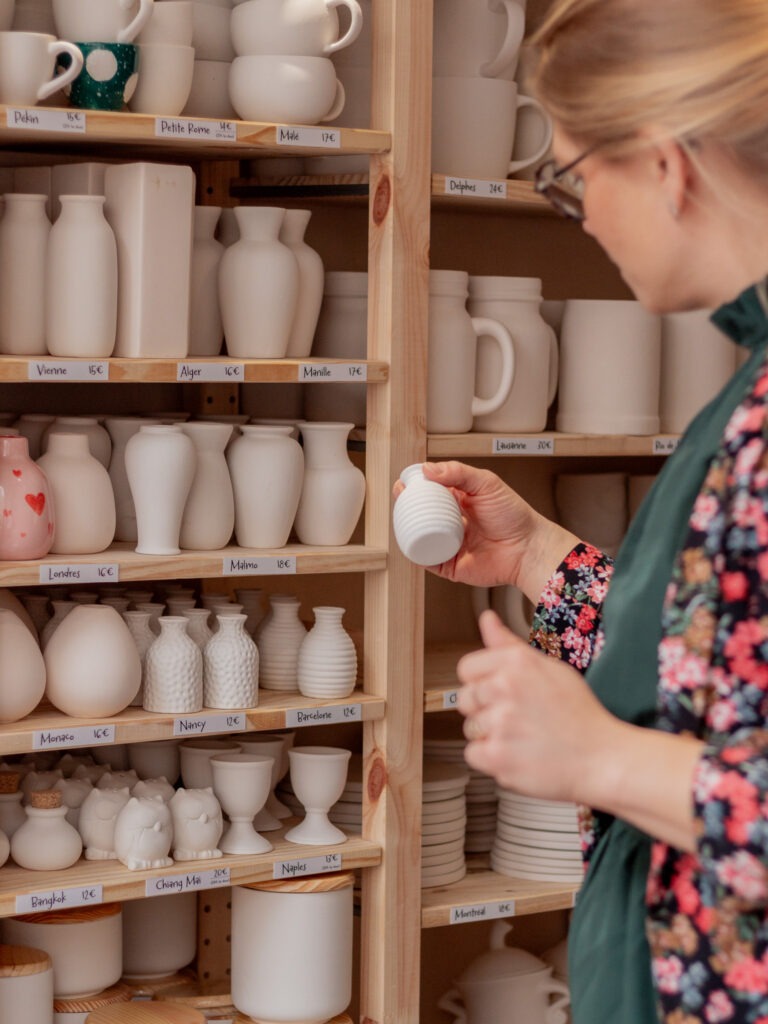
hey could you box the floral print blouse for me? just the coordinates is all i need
[530,293,768,1022]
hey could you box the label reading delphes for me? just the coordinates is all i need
[652,436,680,455]
[16,884,103,915]
[273,853,342,879]
[492,437,554,455]
[444,176,508,200]
[145,867,231,897]
[173,713,246,737]
[7,108,86,133]
[443,689,459,709]
[39,563,119,585]
[285,704,361,728]
[176,362,244,382]
[298,363,368,383]
[450,900,516,925]
[223,555,296,576]
[33,724,115,751]
[155,117,236,141]
[28,360,109,381]
[277,125,340,149]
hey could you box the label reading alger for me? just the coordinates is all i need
[444,176,508,200]
[652,435,680,455]
[492,437,555,456]
[176,362,244,382]
[298,363,368,383]
[155,117,236,142]
[173,713,246,737]
[285,704,362,728]
[145,867,231,898]
[16,884,103,915]
[449,900,516,925]
[223,555,296,576]
[273,853,342,879]
[33,724,115,751]
[7,108,85,133]
[39,563,119,585]
[277,125,340,149]
[28,360,109,381]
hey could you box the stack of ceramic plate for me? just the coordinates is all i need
[421,759,469,888]
[491,789,582,883]
[423,737,498,853]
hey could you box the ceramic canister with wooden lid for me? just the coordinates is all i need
[231,872,354,1024]
[55,982,132,1023]
[0,943,54,1024]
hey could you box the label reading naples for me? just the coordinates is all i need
[285,704,361,728]
[177,362,244,383]
[299,363,367,383]
[34,724,114,751]
[223,555,296,576]
[28,360,109,381]
[156,117,236,141]
[173,713,245,737]
[39,563,119,585]
[277,125,340,148]
[16,884,103,915]
[445,176,507,200]
[493,437,554,455]
[450,900,516,925]
[273,853,341,879]
[7,108,85,133]
[146,867,231,898]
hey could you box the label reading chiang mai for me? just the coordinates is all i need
[28,360,109,381]
[16,884,103,914]
[277,125,340,148]
[444,176,507,199]
[145,867,231,897]
[33,724,115,751]
[173,713,245,737]
[7,108,85,133]
[39,563,119,585]
[273,853,342,879]
[285,704,361,728]
[449,900,516,925]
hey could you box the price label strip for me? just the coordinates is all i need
[492,437,554,456]
[177,362,244,382]
[28,360,109,381]
[273,853,342,879]
[155,117,236,142]
[145,867,231,897]
[276,125,340,149]
[442,689,459,710]
[298,363,368,383]
[7,108,85,133]
[173,713,246,737]
[33,724,115,751]
[449,900,516,925]
[223,555,296,576]
[39,563,119,585]
[652,436,680,455]
[16,884,103,914]
[285,704,361,728]
[444,176,508,200]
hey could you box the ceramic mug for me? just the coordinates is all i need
[231,0,362,57]
[129,42,194,114]
[57,41,139,110]
[136,0,192,45]
[432,77,552,180]
[660,308,736,434]
[0,30,83,105]
[228,55,345,124]
[53,0,153,42]
[182,58,236,119]
[433,0,525,79]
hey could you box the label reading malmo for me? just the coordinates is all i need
[155,117,236,141]
[28,360,109,381]
[16,884,103,915]
[492,437,554,456]
[285,704,361,728]
[273,853,342,879]
[173,713,245,737]
[298,363,367,383]
[223,555,296,576]
[176,362,244,382]
[145,867,231,897]
[33,724,115,751]
[444,176,507,200]
[277,125,340,148]
[39,563,119,585]
[450,900,516,925]
[652,436,680,455]
[7,108,85,133]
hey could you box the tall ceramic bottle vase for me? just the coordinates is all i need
[218,206,299,358]
[40,600,76,651]
[182,607,214,649]
[203,613,259,710]
[226,425,304,548]
[124,425,196,555]
[257,595,306,692]
[36,433,116,555]
[279,209,324,358]
[0,434,54,560]
[297,606,357,699]
[45,195,118,358]
[143,616,203,714]
[294,422,365,545]
[122,610,155,707]
[0,194,49,355]
[188,205,225,357]
[179,421,235,551]
[106,419,155,542]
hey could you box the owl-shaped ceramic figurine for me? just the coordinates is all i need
[170,787,223,860]
[114,794,174,870]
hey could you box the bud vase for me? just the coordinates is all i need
[105,416,160,543]
[294,422,365,545]
[143,616,203,713]
[203,613,259,709]
[123,610,155,707]
[0,193,49,355]
[125,424,196,555]
[182,607,214,649]
[298,606,357,699]
[226,425,304,547]
[0,434,54,559]
[280,208,324,358]
[189,205,225,356]
[179,421,235,550]
[257,595,306,692]
[40,599,76,650]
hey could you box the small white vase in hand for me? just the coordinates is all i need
[393,463,464,566]
[284,746,351,846]
[210,752,274,854]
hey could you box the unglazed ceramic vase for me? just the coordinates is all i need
[136,601,165,634]
[393,463,464,567]
[114,794,173,869]
[179,421,235,550]
[44,604,141,717]
[218,206,299,359]
[554,472,628,559]
[122,609,155,706]
[53,775,93,827]
[0,434,54,559]
[660,309,737,434]
[234,587,264,635]
[284,745,351,845]
[203,613,259,709]
[11,796,84,870]
[169,786,223,860]
[236,734,285,831]
[45,194,118,357]
[0,193,49,356]
[43,416,112,468]
[181,607,214,649]
[179,737,241,790]
[188,205,224,356]
[257,594,306,692]
[294,421,365,545]
[0,606,46,723]
[143,616,203,713]
[37,432,116,554]
[13,412,56,459]
[78,786,130,859]
[125,424,196,555]
[121,891,197,979]
[298,606,357,699]
[210,752,273,854]
[0,944,53,1024]
[166,596,195,617]
[21,592,51,637]
[40,599,75,650]
[279,209,324,358]
[104,416,160,543]
[227,425,304,548]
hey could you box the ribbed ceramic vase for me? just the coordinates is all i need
[298,606,357,698]
[392,463,464,566]
[188,205,225,357]
[124,425,197,555]
[0,193,50,355]
[280,208,324,358]
[227,425,304,547]
[0,606,46,723]
[257,595,306,692]
[179,421,235,550]
[0,435,54,560]
[143,616,203,713]
[105,417,160,543]
[203,613,259,709]
[122,609,155,707]
[234,587,265,635]
[294,422,365,545]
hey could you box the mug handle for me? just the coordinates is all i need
[470,316,515,418]
[324,0,363,55]
[508,94,554,175]
[546,324,559,407]
[117,0,154,44]
[481,0,525,78]
[541,976,571,1024]
[320,79,346,122]
[437,988,467,1024]
[40,40,84,101]
[491,585,531,639]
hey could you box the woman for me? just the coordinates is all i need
[418,2,768,1022]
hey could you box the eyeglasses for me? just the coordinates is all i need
[534,146,594,221]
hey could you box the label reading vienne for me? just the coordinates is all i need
[28,360,109,382]
[277,125,340,149]
[298,363,367,383]
[285,704,361,728]
[145,867,230,898]
[492,437,555,456]
[16,884,103,915]
[34,724,114,751]
[273,853,341,879]
[7,108,85,133]
[450,900,516,925]
[176,362,244,383]
[173,713,245,737]
[223,555,296,576]
[155,118,236,142]
[444,176,508,200]
[39,563,119,585]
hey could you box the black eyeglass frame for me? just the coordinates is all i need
[534,144,597,221]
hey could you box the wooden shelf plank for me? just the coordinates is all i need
[0,825,382,918]
[431,174,555,214]
[427,432,680,459]
[424,643,473,713]
[421,867,578,928]
[0,689,384,756]
[0,543,387,588]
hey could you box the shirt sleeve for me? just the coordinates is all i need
[529,542,614,673]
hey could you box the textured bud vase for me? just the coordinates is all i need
[0,434,54,559]
[393,463,464,566]
[226,425,304,548]
[294,422,365,545]
[280,208,324,358]
[125,424,196,555]
[36,433,116,554]
[123,609,155,707]
[45,195,118,357]
[298,606,357,698]
[257,594,306,692]
[0,606,46,723]
[105,417,160,543]
[203,613,259,709]
[218,205,299,358]
[0,193,50,355]
[143,616,203,714]
[179,421,235,551]
[188,205,225,357]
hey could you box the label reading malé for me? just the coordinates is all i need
[28,360,109,381]
[444,176,507,200]
[33,724,115,751]
[16,884,103,914]
[39,563,119,585]
[7,108,85,133]
[273,853,342,879]
[223,555,296,576]
[443,689,459,709]
[277,125,340,148]
[146,867,231,897]
[298,363,368,383]
[173,713,245,737]
[492,437,554,455]
[652,436,680,455]
[450,900,516,925]
[176,362,244,382]
[155,117,236,141]
[285,704,361,728]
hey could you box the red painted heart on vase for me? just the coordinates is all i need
[12,469,21,478]
[25,493,46,515]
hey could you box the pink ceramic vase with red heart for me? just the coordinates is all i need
[0,434,54,559]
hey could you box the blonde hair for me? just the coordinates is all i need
[530,0,768,172]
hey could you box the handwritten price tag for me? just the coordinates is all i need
[285,704,361,728]
[652,436,680,455]
[145,867,231,898]
[177,362,244,382]
[443,690,459,710]
[39,564,119,585]
[299,363,368,383]
[173,713,246,737]
[28,360,109,381]
[450,900,516,925]
[492,437,554,455]
[444,176,507,199]
[277,125,340,149]
[223,556,296,576]
[7,108,85,133]
[16,885,103,914]
[155,117,236,141]
[33,724,115,751]
[273,853,342,879]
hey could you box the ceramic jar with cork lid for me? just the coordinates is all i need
[0,944,54,1024]
[54,983,132,1023]
[10,788,83,870]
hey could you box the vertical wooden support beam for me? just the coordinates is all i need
[360,0,433,1021]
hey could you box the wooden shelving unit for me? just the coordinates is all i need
[423,643,471,713]
[427,432,680,458]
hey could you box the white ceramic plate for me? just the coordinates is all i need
[421,830,466,849]
[492,839,583,865]
[490,856,582,885]
[496,822,581,850]
[422,863,468,888]
[422,795,467,821]
[422,815,467,836]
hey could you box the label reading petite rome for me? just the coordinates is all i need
[443,689,459,710]
[7,108,86,133]
[145,867,231,897]
[492,437,555,456]
[28,360,109,381]
[273,853,342,879]
[652,436,680,455]
[173,713,246,737]
[155,117,236,141]
[176,362,244,382]
[277,125,340,148]
[223,555,296,576]
[39,563,119,585]
[285,704,361,728]
[33,724,115,751]
[16,884,103,914]
[298,363,368,383]
[444,176,508,200]
[449,900,516,925]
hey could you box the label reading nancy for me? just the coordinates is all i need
[277,125,340,149]
[223,555,296,576]
[492,437,554,456]
[173,713,246,737]
[155,117,236,141]
[33,724,115,751]
[299,363,368,383]
[444,176,507,200]
[273,853,342,879]
[7,108,86,133]
[450,900,516,925]
[39,563,119,585]
[176,362,244,383]
[652,435,680,455]
[16,884,103,915]
[28,360,109,381]
[145,867,231,898]
[285,704,361,728]
[443,689,458,710]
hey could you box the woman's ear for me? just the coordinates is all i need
[652,135,691,219]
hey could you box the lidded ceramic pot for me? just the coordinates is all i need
[10,788,83,870]
[0,606,46,723]
[231,872,354,1024]
[0,434,54,559]
[121,892,197,980]
[54,982,131,1023]
[0,943,54,1024]
[393,463,464,566]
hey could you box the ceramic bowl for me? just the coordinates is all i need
[182,58,235,119]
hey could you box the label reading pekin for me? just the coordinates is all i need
[176,362,244,383]
[28,360,109,381]
[7,108,86,133]
[652,435,680,455]
[39,563,119,585]
[173,713,245,737]
[273,853,342,879]
[223,555,296,576]
[444,176,508,199]
[33,724,115,751]
[155,117,236,141]
[145,867,231,898]
[16,884,103,915]
[299,363,368,383]
[492,437,554,456]
[443,689,459,710]
[277,125,340,149]
[450,900,516,925]
[285,704,361,728]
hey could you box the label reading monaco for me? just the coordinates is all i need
[156,117,236,141]
[298,363,367,383]
[450,900,516,925]
[444,176,508,199]
[16,884,103,915]
[39,563,119,585]
[28,360,109,381]
[33,724,115,751]
[7,108,86,133]
[492,437,554,455]
[277,125,340,148]
[285,704,361,728]
[223,556,296,576]
[176,362,244,382]
[273,853,342,879]
[173,713,245,737]
[146,867,231,897]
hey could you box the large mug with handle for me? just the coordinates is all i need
[0,30,83,105]
[433,0,525,80]
[52,0,154,43]
[230,0,363,56]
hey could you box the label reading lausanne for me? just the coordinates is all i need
[492,437,554,455]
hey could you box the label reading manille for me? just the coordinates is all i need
[450,900,516,925]
[28,360,109,381]
[145,867,231,897]
[298,363,367,383]
[285,704,361,728]
[39,563,119,585]
[223,556,296,576]
[33,724,115,751]
[16,884,103,914]
[7,108,85,133]
[273,853,342,879]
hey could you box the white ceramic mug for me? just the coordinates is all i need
[136,0,192,44]
[433,0,525,79]
[432,77,552,180]
[182,58,236,118]
[52,0,154,43]
[190,1,233,61]
[230,0,363,57]
[660,308,736,434]
[0,30,83,104]
[130,42,194,114]
[228,54,345,124]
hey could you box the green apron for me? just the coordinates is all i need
[567,284,768,1024]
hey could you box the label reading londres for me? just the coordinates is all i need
[155,117,236,142]
[39,563,119,585]
[176,362,244,383]
[33,724,115,751]
[652,436,680,455]
[7,108,85,133]
[223,555,296,576]
[16,884,103,915]
[298,363,368,383]
[277,125,340,149]
[173,713,245,737]
[285,704,361,728]
[146,867,231,898]
[492,437,555,456]
[444,176,508,200]
[28,360,109,381]
[450,900,516,925]
[273,853,342,879]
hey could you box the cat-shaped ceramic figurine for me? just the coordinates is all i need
[114,794,174,870]
[132,776,175,802]
[97,769,140,790]
[170,787,223,860]
[78,786,131,859]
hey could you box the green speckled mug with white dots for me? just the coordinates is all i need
[56,41,139,110]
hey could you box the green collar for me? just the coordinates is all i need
[711,277,768,351]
